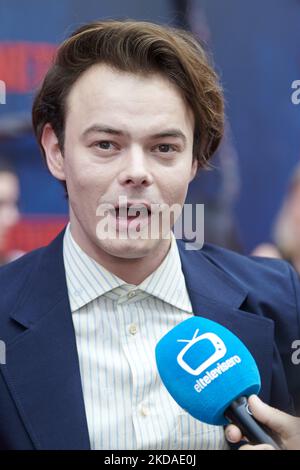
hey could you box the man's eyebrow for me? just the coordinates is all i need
[149,130,187,144]
[81,125,128,138]
[81,125,187,143]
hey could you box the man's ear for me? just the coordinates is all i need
[41,123,66,181]
[189,158,198,182]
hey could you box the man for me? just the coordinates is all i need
[0,20,299,450]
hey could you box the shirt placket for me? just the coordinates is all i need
[116,290,154,449]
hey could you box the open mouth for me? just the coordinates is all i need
[111,204,152,234]
[115,206,151,219]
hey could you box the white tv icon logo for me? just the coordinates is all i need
[177,329,227,376]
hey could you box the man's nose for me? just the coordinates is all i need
[117,145,154,188]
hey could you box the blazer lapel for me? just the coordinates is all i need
[2,229,90,450]
[177,241,275,404]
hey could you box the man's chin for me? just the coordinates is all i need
[95,236,164,259]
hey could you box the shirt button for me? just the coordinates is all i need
[140,405,150,417]
[127,290,137,299]
[129,323,138,335]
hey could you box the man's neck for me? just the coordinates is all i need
[68,223,172,285]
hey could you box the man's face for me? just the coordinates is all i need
[45,64,197,259]
[0,172,20,250]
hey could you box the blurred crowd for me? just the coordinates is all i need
[0,156,21,265]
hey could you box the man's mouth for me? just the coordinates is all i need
[115,204,151,220]
[110,201,153,233]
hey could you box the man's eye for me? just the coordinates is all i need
[95,141,114,150]
[156,144,175,153]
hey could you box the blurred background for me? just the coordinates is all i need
[1,0,300,263]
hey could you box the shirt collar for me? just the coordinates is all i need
[138,234,192,312]
[63,223,192,313]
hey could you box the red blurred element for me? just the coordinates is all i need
[4,216,68,254]
[0,42,57,93]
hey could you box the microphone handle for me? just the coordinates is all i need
[224,396,282,450]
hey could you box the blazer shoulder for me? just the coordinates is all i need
[0,246,44,279]
[178,239,298,309]
[198,242,300,323]
[198,242,294,282]
[0,247,45,315]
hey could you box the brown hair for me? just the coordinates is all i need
[32,19,224,174]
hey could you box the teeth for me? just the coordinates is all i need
[128,207,149,216]
[115,205,150,217]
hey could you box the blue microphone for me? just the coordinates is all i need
[155,316,281,449]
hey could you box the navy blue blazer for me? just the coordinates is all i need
[0,227,299,450]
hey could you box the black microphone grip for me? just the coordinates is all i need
[224,396,282,450]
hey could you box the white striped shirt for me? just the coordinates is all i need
[63,223,228,450]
